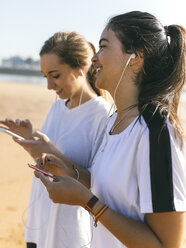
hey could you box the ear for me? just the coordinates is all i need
[130,52,144,67]
[78,67,86,77]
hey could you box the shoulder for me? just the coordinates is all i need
[93,96,111,111]
[47,99,66,114]
[86,97,111,122]
[51,99,66,109]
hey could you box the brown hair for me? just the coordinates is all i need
[40,31,103,97]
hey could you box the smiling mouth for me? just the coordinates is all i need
[96,67,102,75]
[56,89,62,95]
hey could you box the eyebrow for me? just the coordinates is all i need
[99,38,109,46]
[48,70,59,74]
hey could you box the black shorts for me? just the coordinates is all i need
[27,243,37,248]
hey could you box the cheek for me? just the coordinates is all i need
[56,78,64,88]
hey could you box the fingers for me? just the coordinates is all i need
[13,137,35,146]
[36,153,59,174]
[36,154,47,169]
[24,119,32,128]
[34,171,51,186]
[35,171,60,184]
[0,118,32,129]
[33,131,50,142]
[0,118,15,128]
[19,119,31,128]
[44,153,59,165]
[15,119,21,126]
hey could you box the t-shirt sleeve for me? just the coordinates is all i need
[136,128,154,213]
[137,124,186,213]
[40,101,58,134]
[169,128,186,211]
[88,115,108,169]
[87,100,110,169]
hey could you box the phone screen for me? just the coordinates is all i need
[28,163,54,178]
[0,126,25,140]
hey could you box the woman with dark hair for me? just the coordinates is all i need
[36,11,186,247]
[0,31,110,248]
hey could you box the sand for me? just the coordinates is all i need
[0,81,185,248]
[0,81,55,248]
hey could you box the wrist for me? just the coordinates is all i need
[84,195,109,227]
[79,190,94,208]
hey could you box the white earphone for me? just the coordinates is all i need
[79,69,84,76]
[110,52,137,113]
[129,53,136,59]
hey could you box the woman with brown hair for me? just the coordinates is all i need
[1,31,110,248]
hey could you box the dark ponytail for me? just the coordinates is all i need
[166,25,185,141]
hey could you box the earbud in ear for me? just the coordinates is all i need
[79,69,84,76]
[130,53,136,59]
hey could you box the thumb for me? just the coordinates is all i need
[13,137,34,146]
[33,131,50,142]
[34,171,52,186]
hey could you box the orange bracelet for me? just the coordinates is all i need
[94,204,108,227]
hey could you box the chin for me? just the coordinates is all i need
[95,79,105,90]
[58,94,65,99]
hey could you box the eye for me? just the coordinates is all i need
[99,45,106,49]
[53,75,60,79]
[99,45,106,51]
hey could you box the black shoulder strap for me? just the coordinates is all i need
[142,105,175,212]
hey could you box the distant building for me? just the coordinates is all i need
[1,56,40,71]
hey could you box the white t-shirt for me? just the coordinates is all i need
[91,111,186,248]
[25,96,111,248]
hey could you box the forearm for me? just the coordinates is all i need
[94,205,162,248]
[88,200,184,248]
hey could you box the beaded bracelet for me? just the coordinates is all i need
[72,164,80,181]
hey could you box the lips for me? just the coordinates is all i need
[96,68,101,73]
[56,89,62,95]
[95,66,102,76]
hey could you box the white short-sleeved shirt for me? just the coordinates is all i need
[91,111,186,248]
[25,96,111,248]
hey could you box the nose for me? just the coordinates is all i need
[91,53,98,64]
[47,78,56,90]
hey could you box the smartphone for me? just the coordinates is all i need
[28,163,54,178]
[0,126,25,140]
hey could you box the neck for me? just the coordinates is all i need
[110,106,139,135]
[110,71,139,112]
[68,80,97,109]
[110,79,139,134]
[114,91,138,116]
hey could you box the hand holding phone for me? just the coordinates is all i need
[28,163,54,178]
[0,126,25,140]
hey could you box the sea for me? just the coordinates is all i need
[0,73,185,100]
[0,73,46,86]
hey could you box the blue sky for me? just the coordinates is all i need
[0,0,185,62]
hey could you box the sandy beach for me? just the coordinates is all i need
[0,81,186,248]
[0,81,55,248]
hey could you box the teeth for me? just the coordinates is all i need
[56,89,61,93]
[96,68,101,72]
